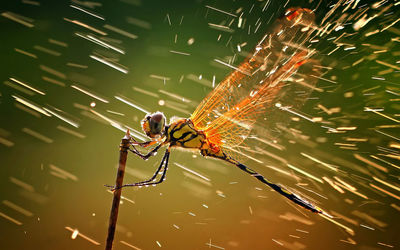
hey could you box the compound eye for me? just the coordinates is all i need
[141,112,166,138]
[150,120,161,134]
[149,113,165,135]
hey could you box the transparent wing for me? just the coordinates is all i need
[191,8,321,150]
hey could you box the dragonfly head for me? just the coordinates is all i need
[141,111,166,139]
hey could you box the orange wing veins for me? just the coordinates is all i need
[191,8,318,151]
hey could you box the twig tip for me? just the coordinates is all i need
[123,129,131,139]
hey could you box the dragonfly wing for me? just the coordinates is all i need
[191,8,320,150]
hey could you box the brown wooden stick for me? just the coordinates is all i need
[105,130,131,250]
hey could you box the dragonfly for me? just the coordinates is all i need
[107,8,325,214]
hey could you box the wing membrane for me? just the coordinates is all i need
[191,8,321,149]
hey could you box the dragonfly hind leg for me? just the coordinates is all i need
[105,148,171,190]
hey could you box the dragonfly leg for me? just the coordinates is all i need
[106,148,171,190]
[228,158,323,214]
[130,139,157,148]
[129,143,163,160]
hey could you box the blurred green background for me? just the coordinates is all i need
[0,0,399,249]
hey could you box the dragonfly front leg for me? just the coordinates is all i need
[130,138,158,148]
